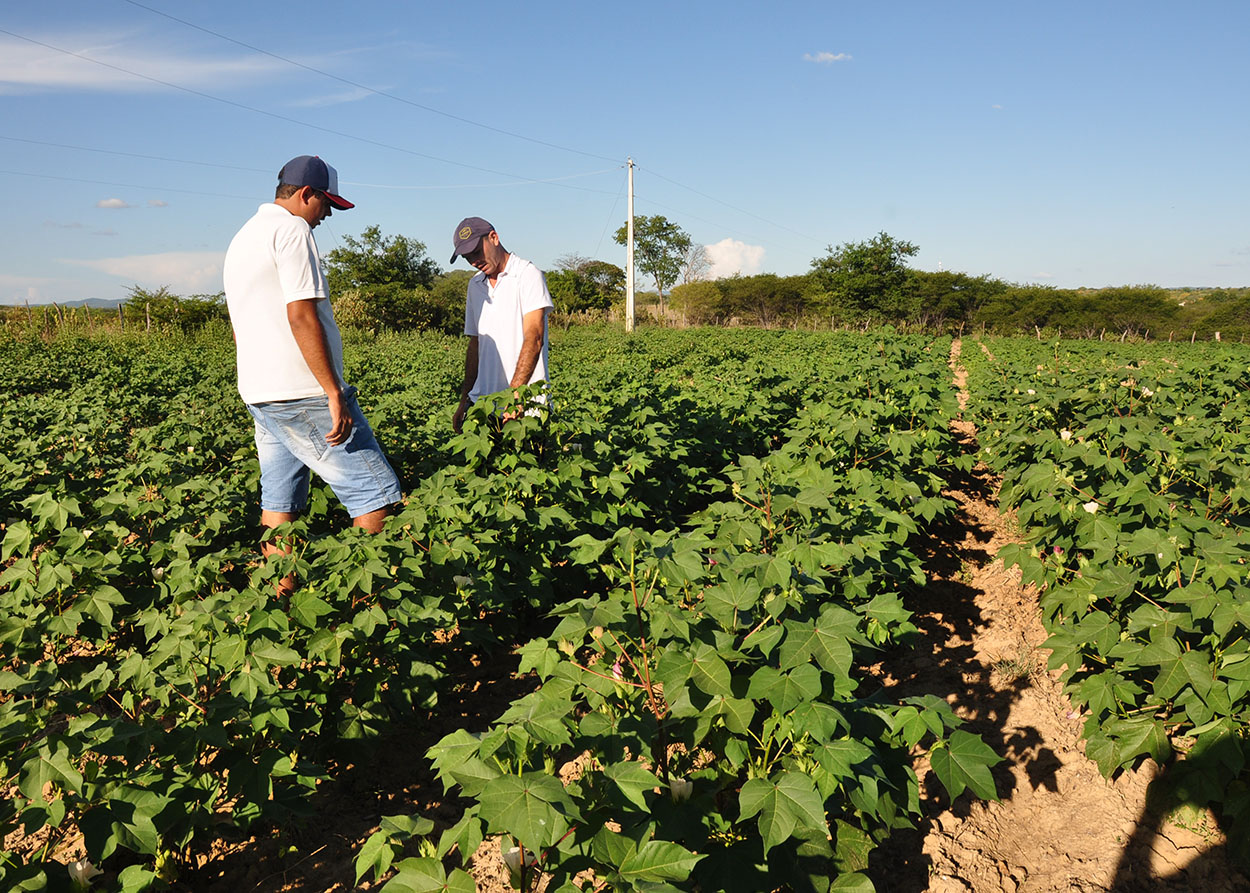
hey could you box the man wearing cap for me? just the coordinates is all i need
[449,217,554,434]
[223,155,402,587]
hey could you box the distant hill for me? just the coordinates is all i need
[16,298,126,309]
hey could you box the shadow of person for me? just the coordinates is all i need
[1107,744,1249,892]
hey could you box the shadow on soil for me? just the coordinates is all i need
[868,427,1248,892]
[1104,758,1249,893]
[181,632,538,892]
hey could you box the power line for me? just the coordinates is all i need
[637,165,823,244]
[0,168,255,200]
[0,26,612,195]
[0,135,269,174]
[0,135,620,193]
[117,0,620,165]
[593,168,629,258]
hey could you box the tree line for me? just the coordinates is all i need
[10,220,1246,340]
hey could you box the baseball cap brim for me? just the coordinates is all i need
[323,192,354,210]
[449,236,484,264]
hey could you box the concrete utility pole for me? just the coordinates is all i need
[625,157,635,333]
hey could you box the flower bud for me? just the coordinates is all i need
[68,859,103,888]
[670,776,693,802]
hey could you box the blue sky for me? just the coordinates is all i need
[2,1,1248,305]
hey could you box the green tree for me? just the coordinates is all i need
[546,259,625,314]
[324,225,440,294]
[668,280,724,324]
[125,285,226,331]
[908,270,1009,327]
[810,232,919,320]
[614,215,692,312]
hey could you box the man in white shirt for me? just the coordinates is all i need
[223,155,402,586]
[449,217,554,433]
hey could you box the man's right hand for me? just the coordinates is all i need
[326,389,354,445]
[452,402,467,434]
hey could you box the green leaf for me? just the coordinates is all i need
[830,872,876,893]
[478,773,570,853]
[929,730,1002,801]
[1154,650,1214,700]
[747,664,823,713]
[385,857,475,893]
[603,761,660,810]
[738,772,828,855]
[617,840,705,882]
[19,742,84,800]
[76,585,126,628]
[288,590,334,629]
[356,829,396,884]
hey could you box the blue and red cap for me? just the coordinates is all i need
[278,155,354,210]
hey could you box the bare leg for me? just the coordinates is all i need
[260,509,299,597]
[351,505,392,534]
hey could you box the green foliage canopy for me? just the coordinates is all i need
[546,260,624,313]
[810,232,919,319]
[614,215,692,303]
[325,225,440,294]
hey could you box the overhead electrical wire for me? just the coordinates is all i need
[117,0,620,166]
[0,26,615,195]
[4,13,821,261]
[111,1,820,248]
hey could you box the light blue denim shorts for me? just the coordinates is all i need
[245,386,402,518]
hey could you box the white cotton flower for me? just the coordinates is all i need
[670,777,694,802]
[1026,389,1036,395]
[152,566,166,581]
[452,574,474,587]
[502,843,537,876]
[1083,501,1099,514]
[1060,430,1072,441]
[503,846,522,876]
[1141,387,1154,398]
[68,859,103,888]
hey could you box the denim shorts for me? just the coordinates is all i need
[245,386,402,518]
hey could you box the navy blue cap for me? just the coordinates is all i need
[278,155,354,209]
[450,216,494,264]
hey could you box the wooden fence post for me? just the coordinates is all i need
[118,303,125,332]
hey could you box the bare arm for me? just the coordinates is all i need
[509,307,548,389]
[452,336,479,434]
[287,299,351,445]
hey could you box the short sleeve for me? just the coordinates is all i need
[274,222,326,303]
[519,264,554,315]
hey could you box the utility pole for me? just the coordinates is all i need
[625,157,635,333]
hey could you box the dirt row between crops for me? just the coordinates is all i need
[863,339,1245,893]
[183,339,1247,892]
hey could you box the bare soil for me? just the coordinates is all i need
[101,339,1250,891]
[863,341,1246,893]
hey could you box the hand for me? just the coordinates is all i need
[501,389,524,423]
[325,389,353,446]
[452,402,467,434]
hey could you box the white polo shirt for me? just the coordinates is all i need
[223,203,344,404]
[464,254,553,402]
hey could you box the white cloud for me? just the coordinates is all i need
[0,31,288,93]
[290,87,378,108]
[706,239,766,279]
[1031,272,1055,280]
[147,200,168,208]
[0,274,55,305]
[991,104,1003,110]
[803,52,852,64]
[67,251,225,294]
[97,198,130,209]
